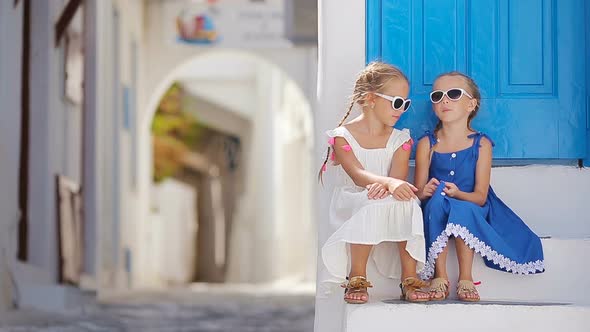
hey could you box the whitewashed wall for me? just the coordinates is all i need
[150,179,198,285]
[0,0,24,311]
[103,0,146,291]
[1,0,146,310]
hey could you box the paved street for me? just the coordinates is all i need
[0,284,315,332]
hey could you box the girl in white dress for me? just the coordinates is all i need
[319,62,429,304]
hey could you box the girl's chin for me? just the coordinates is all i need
[437,114,459,122]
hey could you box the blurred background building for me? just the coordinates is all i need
[0,0,318,312]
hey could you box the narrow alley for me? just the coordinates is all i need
[1,0,317,331]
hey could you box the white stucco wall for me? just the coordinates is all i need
[75,0,146,291]
[99,0,146,291]
[274,75,316,283]
[180,79,258,119]
[0,0,24,310]
[150,179,198,285]
[225,64,280,283]
[225,62,316,284]
[314,1,590,331]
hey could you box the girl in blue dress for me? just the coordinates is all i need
[414,72,545,302]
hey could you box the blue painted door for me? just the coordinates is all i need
[367,0,587,159]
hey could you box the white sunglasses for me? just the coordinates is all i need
[430,88,473,103]
[374,93,412,112]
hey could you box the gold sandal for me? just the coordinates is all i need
[399,277,430,302]
[429,277,449,301]
[342,276,373,304]
[457,280,480,302]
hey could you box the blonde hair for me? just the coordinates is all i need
[318,62,409,183]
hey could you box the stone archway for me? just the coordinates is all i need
[133,50,316,288]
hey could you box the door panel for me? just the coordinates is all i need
[367,0,587,159]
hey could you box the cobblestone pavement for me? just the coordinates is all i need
[0,284,315,332]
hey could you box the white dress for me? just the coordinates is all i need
[320,126,425,293]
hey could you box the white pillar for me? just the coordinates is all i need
[226,63,280,283]
[256,64,281,282]
[83,0,111,283]
[273,77,315,283]
[314,0,366,331]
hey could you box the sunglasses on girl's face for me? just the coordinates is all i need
[374,93,412,112]
[429,88,473,103]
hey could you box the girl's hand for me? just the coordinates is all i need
[366,183,390,200]
[391,182,418,201]
[421,178,440,198]
[443,182,460,197]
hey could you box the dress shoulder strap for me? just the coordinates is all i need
[326,126,360,150]
[418,130,438,148]
[388,128,411,151]
[468,132,495,158]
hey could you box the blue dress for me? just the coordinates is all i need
[418,131,545,280]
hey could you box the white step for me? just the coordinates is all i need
[345,301,590,332]
[367,238,590,305]
[490,166,590,238]
[314,237,590,332]
[319,165,590,332]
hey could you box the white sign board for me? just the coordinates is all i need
[164,0,292,48]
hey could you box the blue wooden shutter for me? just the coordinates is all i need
[367,0,587,159]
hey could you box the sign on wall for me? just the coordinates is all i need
[166,0,292,48]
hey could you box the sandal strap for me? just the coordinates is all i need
[400,277,428,290]
[341,276,373,290]
[399,277,428,294]
[408,288,429,295]
[457,280,479,295]
[429,278,449,293]
[399,277,430,300]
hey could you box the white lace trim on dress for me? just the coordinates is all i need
[419,223,544,280]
